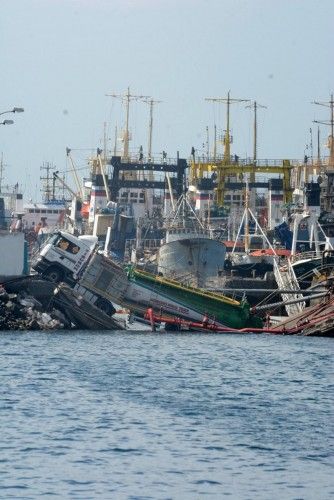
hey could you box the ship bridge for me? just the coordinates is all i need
[108,155,187,201]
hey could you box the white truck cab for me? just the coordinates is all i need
[31,231,116,316]
[32,231,98,284]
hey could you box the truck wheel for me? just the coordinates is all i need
[43,266,64,283]
[95,298,116,316]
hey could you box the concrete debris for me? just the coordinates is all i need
[0,276,125,331]
[0,287,70,331]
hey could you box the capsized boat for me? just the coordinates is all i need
[78,252,263,329]
[127,267,262,329]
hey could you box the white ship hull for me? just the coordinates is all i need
[157,237,226,286]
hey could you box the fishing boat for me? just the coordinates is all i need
[78,252,263,329]
[156,194,226,287]
[127,267,262,329]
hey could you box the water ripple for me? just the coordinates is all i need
[0,331,332,498]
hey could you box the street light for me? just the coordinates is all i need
[0,107,24,117]
[0,107,24,127]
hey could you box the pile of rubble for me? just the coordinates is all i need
[0,284,71,331]
[0,276,126,331]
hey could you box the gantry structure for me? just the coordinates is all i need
[190,92,294,206]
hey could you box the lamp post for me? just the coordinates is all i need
[0,120,14,126]
[0,107,24,127]
[0,107,24,117]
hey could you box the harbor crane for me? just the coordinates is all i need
[53,171,78,200]
[189,92,293,206]
[313,93,334,167]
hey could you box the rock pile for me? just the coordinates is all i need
[0,275,126,331]
[0,285,71,331]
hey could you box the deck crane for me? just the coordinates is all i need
[53,171,78,200]
[66,148,85,200]
[96,148,111,202]
[52,171,84,230]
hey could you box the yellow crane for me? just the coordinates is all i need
[192,92,294,206]
[190,158,293,206]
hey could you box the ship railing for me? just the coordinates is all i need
[118,153,179,166]
[155,268,242,302]
[128,238,162,250]
[273,257,306,316]
[191,157,299,167]
[166,226,211,236]
[289,251,320,264]
[156,266,209,288]
[124,238,162,261]
[142,268,241,306]
[191,156,331,167]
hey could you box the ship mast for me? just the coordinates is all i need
[213,124,217,161]
[313,93,334,168]
[245,101,267,209]
[103,121,108,165]
[114,125,118,156]
[244,179,250,253]
[40,161,55,202]
[205,91,250,163]
[245,101,267,163]
[144,98,162,162]
[106,87,149,160]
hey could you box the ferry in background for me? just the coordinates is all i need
[23,200,66,233]
[0,189,29,277]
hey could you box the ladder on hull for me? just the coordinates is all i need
[273,258,306,316]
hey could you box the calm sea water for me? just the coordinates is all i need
[0,331,333,499]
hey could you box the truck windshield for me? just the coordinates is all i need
[43,233,59,247]
[55,236,80,254]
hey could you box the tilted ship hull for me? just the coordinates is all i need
[79,253,263,330]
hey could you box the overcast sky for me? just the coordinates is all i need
[1,0,333,200]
